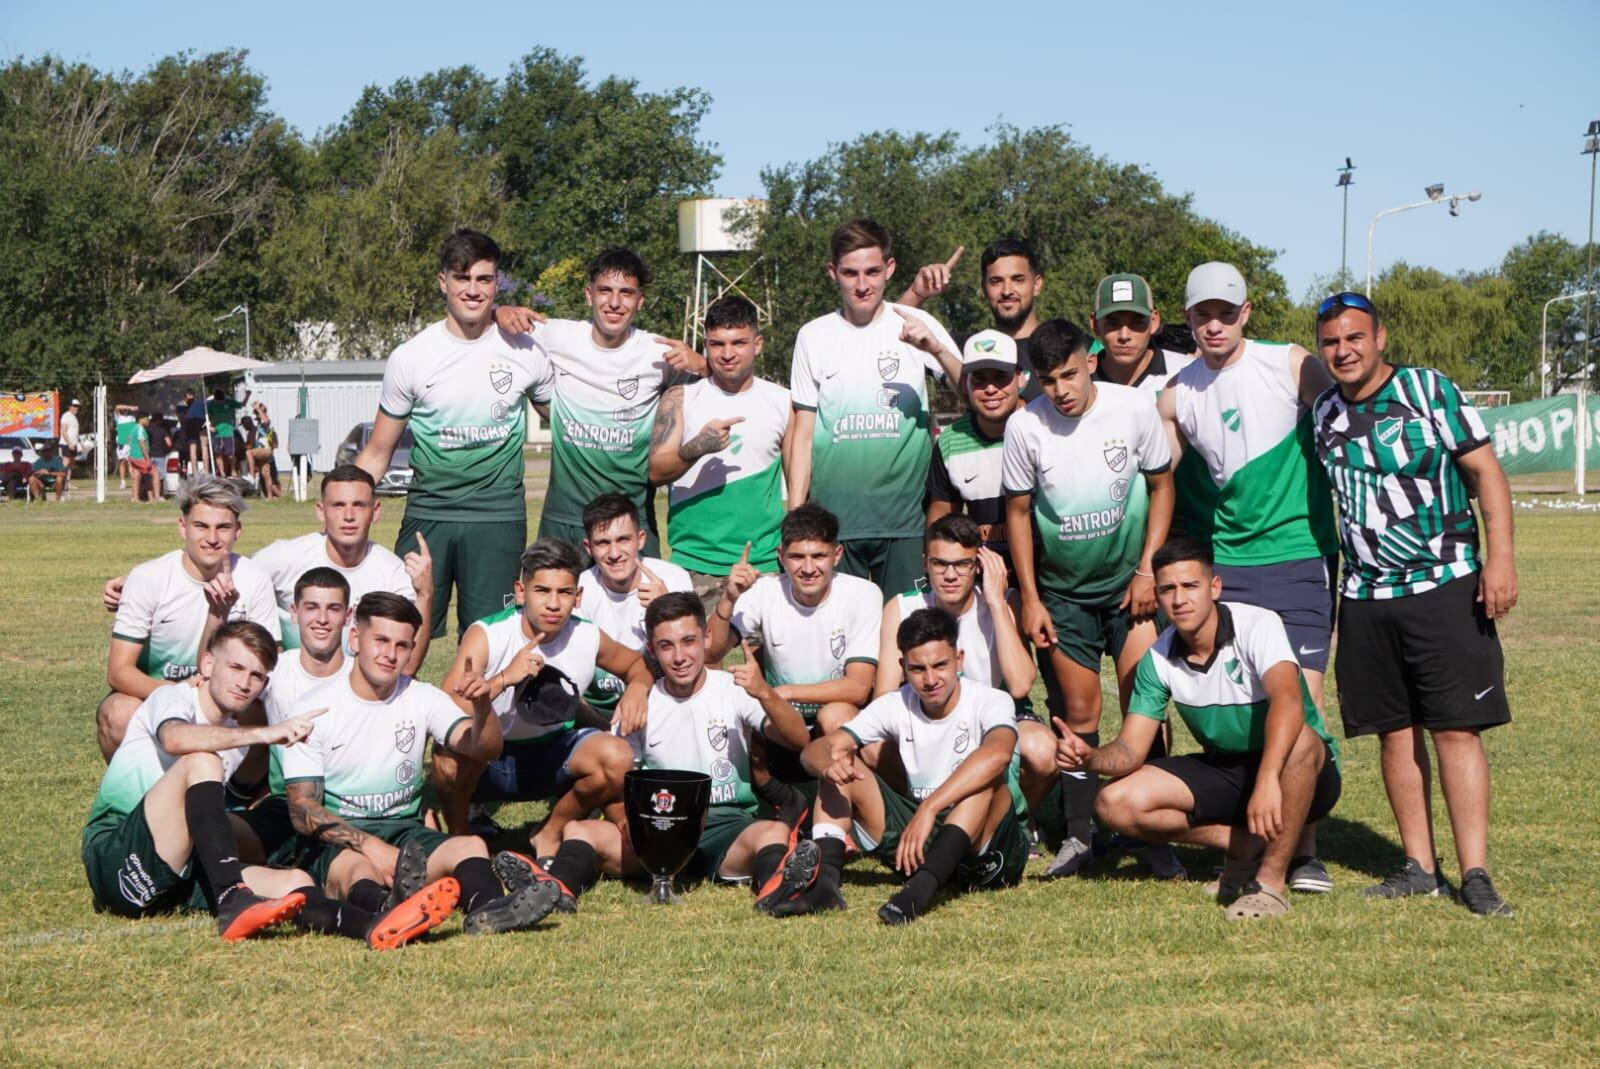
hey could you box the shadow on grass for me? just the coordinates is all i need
[1315,815,1403,880]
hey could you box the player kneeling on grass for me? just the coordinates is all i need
[495,592,813,912]
[281,592,561,936]
[1057,538,1342,920]
[431,538,649,857]
[83,620,317,942]
[777,608,1028,925]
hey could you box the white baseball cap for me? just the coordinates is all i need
[962,330,1019,374]
[1184,262,1248,310]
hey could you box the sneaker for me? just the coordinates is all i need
[1459,868,1514,918]
[367,877,460,951]
[1138,843,1188,882]
[768,881,847,918]
[381,841,431,914]
[215,884,306,942]
[493,850,578,914]
[463,880,561,935]
[878,897,919,926]
[1362,857,1448,899]
[1043,836,1093,879]
[754,837,821,914]
[1287,855,1334,894]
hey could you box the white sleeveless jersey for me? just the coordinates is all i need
[891,589,1000,688]
[469,606,601,741]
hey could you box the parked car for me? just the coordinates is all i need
[0,435,40,467]
[334,422,414,495]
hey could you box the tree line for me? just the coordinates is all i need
[1,48,1593,404]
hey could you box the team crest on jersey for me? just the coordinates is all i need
[614,405,638,424]
[1225,659,1244,686]
[1375,417,1404,448]
[1110,477,1130,504]
[394,720,416,753]
[490,400,511,423]
[711,757,734,782]
[397,759,417,784]
[489,365,514,395]
[829,630,846,659]
[1103,439,1128,473]
[652,789,676,814]
[617,375,641,401]
[1222,408,1242,432]
[877,352,901,380]
[954,724,971,754]
[876,388,899,411]
[707,720,729,752]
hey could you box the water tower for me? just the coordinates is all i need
[677,198,772,349]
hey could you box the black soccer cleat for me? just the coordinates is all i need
[381,841,431,914]
[493,850,578,914]
[767,880,847,918]
[463,880,562,935]
[754,838,821,914]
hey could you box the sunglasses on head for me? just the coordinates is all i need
[1316,292,1376,320]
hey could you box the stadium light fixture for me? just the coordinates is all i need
[1365,185,1483,296]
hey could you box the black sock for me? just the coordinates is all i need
[184,781,245,901]
[754,776,808,826]
[890,825,972,915]
[751,844,787,890]
[454,856,503,914]
[816,835,846,890]
[348,879,388,914]
[292,886,374,940]
[1061,731,1100,845]
[546,840,599,897]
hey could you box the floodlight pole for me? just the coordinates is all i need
[1365,187,1482,296]
[1542,291,1593,399]
[1580,121,1599,496]
[1337,159,1356,288]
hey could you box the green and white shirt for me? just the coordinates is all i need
[843,679,1018,801]
[728,573,882,719]
[790,303,955,540]
[86,684,246,836]
[1128,603,1337,767]
[264,653,352,794]
[278,674,465,820]
[1313,367,1488,600]
[925,414,1013,567]
[577,558,693,711]
[250,533,415,651]
[891,589,1003,689]
[668,376,789,575]
[621,670,769,811]
[535,319,688,528]
[1001,383,1170,606]
[1168,340,1337,566]
[469,606,600,743]
[378,320,554,522]
[112,550,281,683]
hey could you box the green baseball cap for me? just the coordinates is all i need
[1094,273,1155,318]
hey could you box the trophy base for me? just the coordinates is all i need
[641,876,683,906]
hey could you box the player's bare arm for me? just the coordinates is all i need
[1456,443,1518,618]
[106,638,164,700]
[706,544,760,660]
[1126,469,1175,618]
[787,408,816,506]
[355,411,408,485]
[776,661,874,710]
[1055,712,1161,778]
[287,779,375,854]
[800,728,866,784]
[157,709,322,755]
[1289,343,1336,409]
[872,598,905,698]
[896,246,965,308]
[446,659,504,763]
[1156,387,1187,468]
[730,646,810,752]
[1246,661,1310,842]
[597,631,653,735]
[646,385,688,484]
[402,533,434,674]
[1006,492,1055,648]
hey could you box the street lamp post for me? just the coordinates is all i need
[1337,158,1356,288]
[215,303,251,361]
[1365,185,1482,296]
[1540,290,1593,398]
[1580,120,1599,496]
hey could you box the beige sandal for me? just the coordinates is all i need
[1223,882,1291,920]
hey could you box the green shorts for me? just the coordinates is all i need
[839,537,921,602]
[1041,589,1133,671]
[82,801,202,917]
[293,816,451,886]
[237,795,298,862]
[855,775,1029,891]
[685,805,757,882]
[536,516,662,564]
[397,514,525,637]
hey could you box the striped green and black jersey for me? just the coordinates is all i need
[1312,366,1488,600]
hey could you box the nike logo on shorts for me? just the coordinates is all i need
[1298,645,1325,657]
[1474,686,1495,700]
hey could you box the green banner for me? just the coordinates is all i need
[1483,394,1600,476]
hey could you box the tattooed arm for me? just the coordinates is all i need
[647,385,688,484]
[286,779,400,877]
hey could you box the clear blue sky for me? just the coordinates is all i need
[6,0,1596,301]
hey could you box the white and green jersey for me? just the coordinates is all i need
[250,533,415,651]
[620,670,769,811]
[278,674,466,820]
[1312,367,1489,600]
[790,303,955,539]
[1169,340,1337,566]
[577,558,693,711]
[378,319,554,522]
[264,652,352,794]
[728,573,882,718]
[1128,602,1337,767]
[112,550,282,683]
[843,679,1017,801]
[1093,348,1196,400]
[469,606,600,743]
[1001,384,1170,606]
[892,589,1002,689]
[535,319,688,528]
[86,684,246,834]
[668,376,789,575]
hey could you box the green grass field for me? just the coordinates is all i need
[2,491,1598,1067]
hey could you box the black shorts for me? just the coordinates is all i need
[1216,556,1336,673]
[1334,573,1512,737]
[183,418,206,443]
[1149,745,1341,828]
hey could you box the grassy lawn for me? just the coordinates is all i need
[1,492,1597,1067]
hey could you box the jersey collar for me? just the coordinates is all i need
[1093,347,1173,390]
[1165,602,1236,673]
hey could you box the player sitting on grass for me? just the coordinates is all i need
[430,538,649,858]
[494,592,813,913]
[280,593,561,935]
[83,621,316,942]
[776,608,1028,924]
[1056,538,1341,920]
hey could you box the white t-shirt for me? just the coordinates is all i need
[578,557,693,708]
[621,670,768,810]
[843,679,1018,800]
[468,606,602,742]
[112,550,282,683]
[891,590,1002,689]
[88,684,246,828]
[278,674,466,819]
[263,651,353,793]
[250,532,416,650]
[729,572,882,716]
[60,410,80,449]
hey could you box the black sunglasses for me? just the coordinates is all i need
[1316,292,1376,320]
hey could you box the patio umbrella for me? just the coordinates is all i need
[129,347,274,474]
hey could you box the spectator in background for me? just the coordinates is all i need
[59,398,81,491]
[29,441,67,502]
[250,402,281,499]
[114,403,139,489]
[182,388,208,475]
[146,414,173,499]
[129,415,159,502]
[208,384,248,478]
[1,448,30,499]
